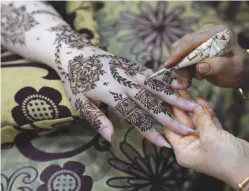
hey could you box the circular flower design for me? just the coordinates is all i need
[107,139,188,190]
[37,161,93,191]
[67,55,105,94]
[12,87,71,125]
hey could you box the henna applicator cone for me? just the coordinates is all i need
[147,29,231,80]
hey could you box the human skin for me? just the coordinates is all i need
[1,1,199,147]
[165,24,249,89]
[165,90,249,189]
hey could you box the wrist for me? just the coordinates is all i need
[223,138,249,188]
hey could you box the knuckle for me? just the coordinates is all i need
[202,23,215,29]
[182,34,195,43]
[170,40,180,50]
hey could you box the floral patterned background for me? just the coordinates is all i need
[1,1,249,191]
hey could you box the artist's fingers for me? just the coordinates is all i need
[108,91,171,148]
[176,89,194,100]
[192,105,219,136]
[164,25,227,68]
[175,89,195,127]
[195,57,228,79]
[164,102,196,151]
[154,68,192,89]
[75,96,114,142]
[195,97,222,129]
[133,74,198,111]
[125,87,195,135]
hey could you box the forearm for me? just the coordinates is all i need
[1,1,104,74]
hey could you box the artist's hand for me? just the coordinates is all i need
[165,24,249,88]
[164,97,249,188]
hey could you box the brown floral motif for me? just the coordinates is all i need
[37,161,93,191]
[50,24,91,49]
[109,57,141,76]
[12,87,71,125]
[67,55,105,95]
[1,4,38,45]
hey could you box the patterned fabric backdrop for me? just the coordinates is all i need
[1,1,249,191]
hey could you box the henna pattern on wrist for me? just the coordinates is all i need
[67,55,105,95]
[109,91,153,132]
[50,24,91,49]
[1,4,39,45]
[134,89,173,117]
[50,24,92,77]
[144,79,175,96]
[74,99,104,131]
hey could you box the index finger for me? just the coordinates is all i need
[165,25,227,68]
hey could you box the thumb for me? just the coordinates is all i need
[196,57,229,77]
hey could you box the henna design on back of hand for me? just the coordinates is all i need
[109,91,153,132]
[110,65,139,89]
[50,25,91,77]
[144,79,175,96]
[67,55,105,95]
[109,57,141,76]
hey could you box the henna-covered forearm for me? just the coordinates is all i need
[1,1,92,73]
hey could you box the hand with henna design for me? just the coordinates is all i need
[1,1,198,147]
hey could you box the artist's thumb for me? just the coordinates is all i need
[195,57,229,79]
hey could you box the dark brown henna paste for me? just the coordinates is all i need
[144,79,175,96]
[74,99,104,131]
[110,65,139,89]
[50,25,92,76]
[67,55,105,95]
[134,89,173,117]
[1,4,38,45]
[50,24,91,49]
[109,91,153,132]
[109,57,141,76]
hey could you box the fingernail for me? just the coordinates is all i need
[99,127,112,142]
[198,63,210,74]
[186,100,198,108]
[171,80,185,89]
[164,59,173,68]
[157,135,171,148]
[180,124,196,133]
